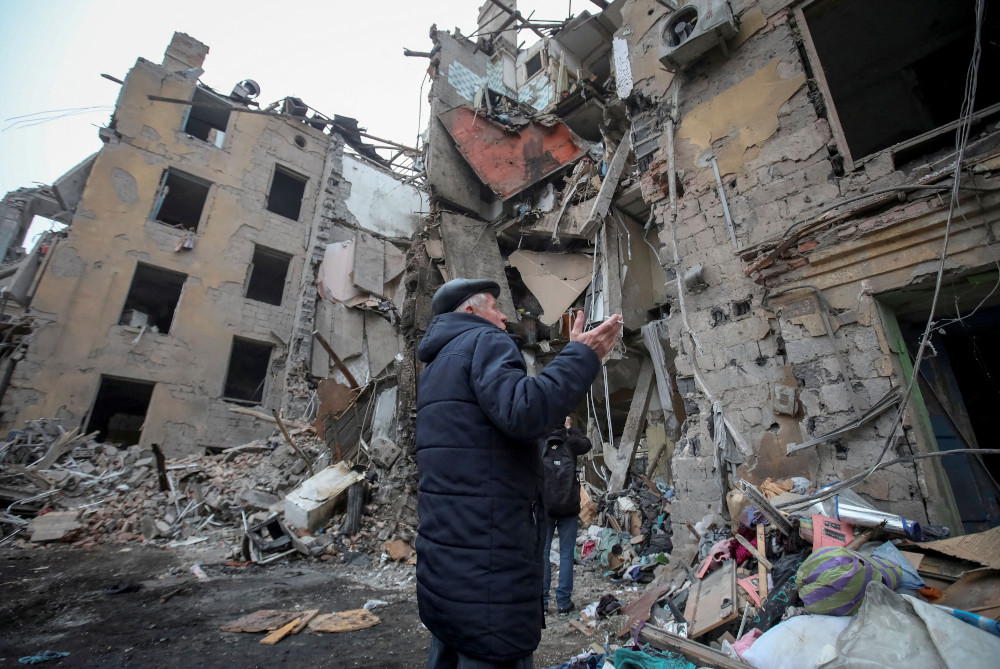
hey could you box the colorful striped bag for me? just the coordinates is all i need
[796,546,903,615]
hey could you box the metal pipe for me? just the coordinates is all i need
[711,156,739,251]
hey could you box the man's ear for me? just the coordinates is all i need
[463,305,476,314]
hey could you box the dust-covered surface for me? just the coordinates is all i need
[1,543,639,668]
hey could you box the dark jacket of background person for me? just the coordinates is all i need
[541,426,592,518]
[415,311,600,663]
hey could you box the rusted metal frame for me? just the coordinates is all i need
[486,0,547,38]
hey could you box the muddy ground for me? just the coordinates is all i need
[1,543,636,668]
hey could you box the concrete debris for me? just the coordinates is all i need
[284,462,364,533]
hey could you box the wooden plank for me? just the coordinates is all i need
[734,533,772,571]
[220,609,300,633]
[685,560,739,639]
[569,619,594,636]
[642,320,680,436]
[617,581,672,638]
[36,427,81,470]
[309,609,380,633]
[312,330,359,389]
[582,132,633,239]
[637,624,754,669]
[607,357,656,492]
[259,617,300,645]
[757,524,768,601]
[353,230,385,295]
[289,609,320,634]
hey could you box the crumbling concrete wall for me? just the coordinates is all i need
[624,0,999,537]
[0,41,330,455]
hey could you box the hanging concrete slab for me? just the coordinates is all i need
[437,106,588,200]
[353,230,385,295]
[508,250,593,325]
[365,312,400,378]
[318,241,362,303]
[438,212,517,319]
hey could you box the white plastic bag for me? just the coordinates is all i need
[741,615,850,669]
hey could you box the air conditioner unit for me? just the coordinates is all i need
[659,0,738,72]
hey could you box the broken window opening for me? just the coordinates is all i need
[266,165,307,221]
[183,88,231,147]
[524,52,543,79]
[799,0,1000,163]
[245,245,291,306]
[85,376,155,446]
[223,337,274,404]
[153,168,211,230]
[119,262,187,333]
[884,273,1000,533]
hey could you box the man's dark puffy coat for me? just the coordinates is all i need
[415,311,600,663]
[541,427,592,518]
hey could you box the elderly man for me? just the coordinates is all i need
[415,277,621,669]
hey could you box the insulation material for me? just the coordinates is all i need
[317,241,362,303]
[676,59,806,176]
[613,38,633,99]
[508,250,593,326]
[437,106,588,200]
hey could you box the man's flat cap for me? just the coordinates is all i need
[432,278,501,316]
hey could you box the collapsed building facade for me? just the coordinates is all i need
[408,0,1000,542]
[2,0,999,555]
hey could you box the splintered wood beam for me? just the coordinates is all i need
[607,358,656,492]
[312,330,359,389]
[582,132,632,239]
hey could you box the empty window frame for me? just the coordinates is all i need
[119,263,187,333]
[153,168,211,230]
[183,88,231,147]
[223,337,273,403]
[797,0,1000,165]
[524,51,543,79]
[85,376,155,445]
[266,165,307,220]
[245,245,291,306]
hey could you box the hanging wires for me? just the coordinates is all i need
[790,0,988,510]
[2,105,114,133]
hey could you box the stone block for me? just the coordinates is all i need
[29,511,81,542]
[773,384,798,415]
[820,382,854,413]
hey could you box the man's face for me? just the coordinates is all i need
[469,293,507,330]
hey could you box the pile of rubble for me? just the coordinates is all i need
[555,473,1000,668]
[0,418,417,566]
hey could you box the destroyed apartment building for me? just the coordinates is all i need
[3,0,1000,664]
[0,33,423,458]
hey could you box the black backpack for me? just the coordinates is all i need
[541,433,581,518]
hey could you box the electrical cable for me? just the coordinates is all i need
[799,0,987,508]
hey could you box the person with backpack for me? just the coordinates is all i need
[541,416,593,615]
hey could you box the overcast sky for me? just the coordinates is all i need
[0,0,582,245]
